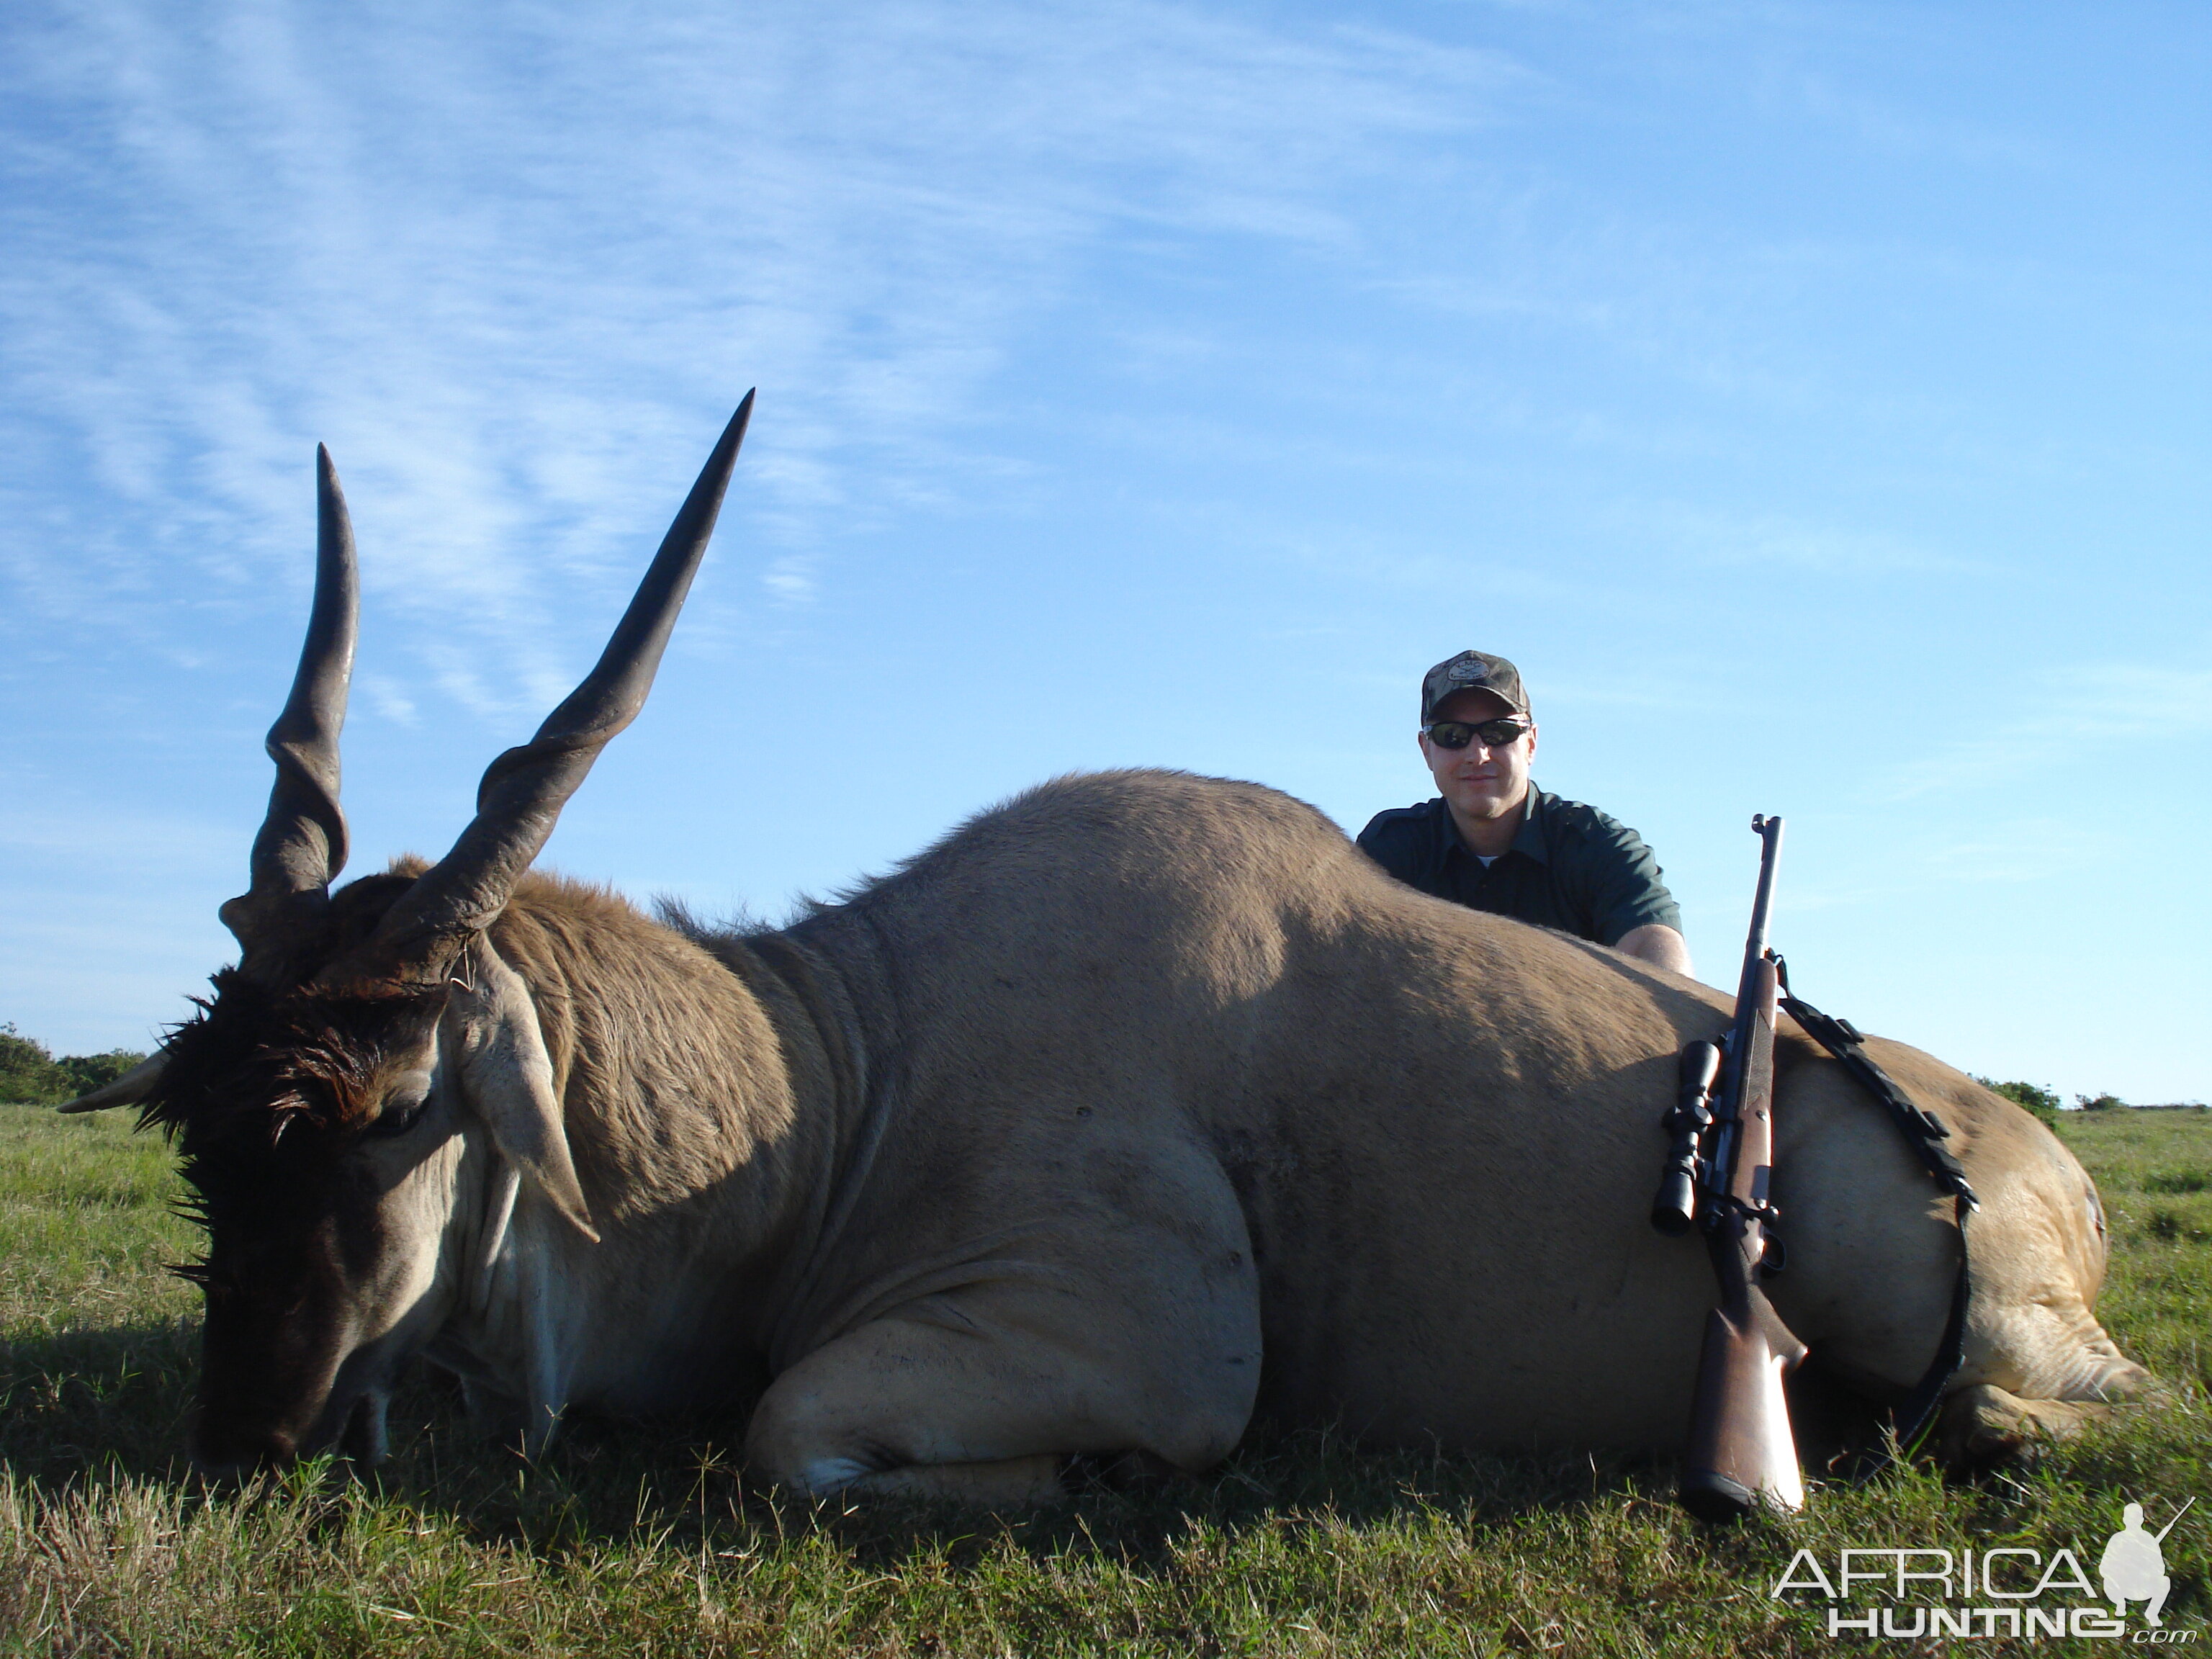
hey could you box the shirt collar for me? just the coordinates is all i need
[1429,786,1550,870]
[1510,786,1550,864]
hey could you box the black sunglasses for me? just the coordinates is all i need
[1425,717,1531,750]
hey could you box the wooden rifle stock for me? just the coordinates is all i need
[1674,815,1808,1522]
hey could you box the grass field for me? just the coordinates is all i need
[2,1102,2206,1656]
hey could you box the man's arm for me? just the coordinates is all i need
[1615,922,1693,976]
[1564,801,1690,973]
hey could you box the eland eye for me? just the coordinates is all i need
[366,1073,435,1139]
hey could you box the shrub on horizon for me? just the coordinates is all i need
[0,1023,149,1105]
[0,1022,71,1104]
[58,1049,149,1095]
[1976,1076,2062,1128]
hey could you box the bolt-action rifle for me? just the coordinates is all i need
[1650,814,1807,1522]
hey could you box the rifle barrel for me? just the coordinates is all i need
[1735,814,1784,1008]
[2154,1496,2197,1543]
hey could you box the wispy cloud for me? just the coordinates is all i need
[1779,817,2106,915]
[760,555,819,608]
[1629,502,1981,577]
[1,0,1518,708]
[1885,660,2212,800]
[1772,63,2058,173]
[0,804,235,871]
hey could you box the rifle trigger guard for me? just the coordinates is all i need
[1701,1192,1782,1233]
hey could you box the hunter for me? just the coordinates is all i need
[1358,651,1693,975]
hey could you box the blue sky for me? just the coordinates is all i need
[4,0,2206,1102]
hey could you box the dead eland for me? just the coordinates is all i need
[67,399,2147,1503]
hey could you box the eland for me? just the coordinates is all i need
[68,399,2148,1502]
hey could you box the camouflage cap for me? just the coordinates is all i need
[1421,651,1529,724]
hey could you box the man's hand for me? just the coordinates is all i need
[1616,924,1693,977]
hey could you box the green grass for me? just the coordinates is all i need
[4,1102,2208,1656]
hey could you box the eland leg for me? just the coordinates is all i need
[745,1190,1260,1506]
[746,1263,1259,1504]
[1936,1381,2150,1467]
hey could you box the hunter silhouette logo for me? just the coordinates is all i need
[1772,1495,2198,1640]
[2103,1498,2193,1627]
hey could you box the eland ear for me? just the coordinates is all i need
[446,943,600,1244]
[58,1051,168,1114]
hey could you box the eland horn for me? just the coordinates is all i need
[217,444,359,984]
[57,1050,171,1115]
[324,392,755,988]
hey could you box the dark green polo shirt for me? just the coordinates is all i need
[1355,787,1681,947]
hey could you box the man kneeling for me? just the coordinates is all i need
[1358,650,1692,974]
